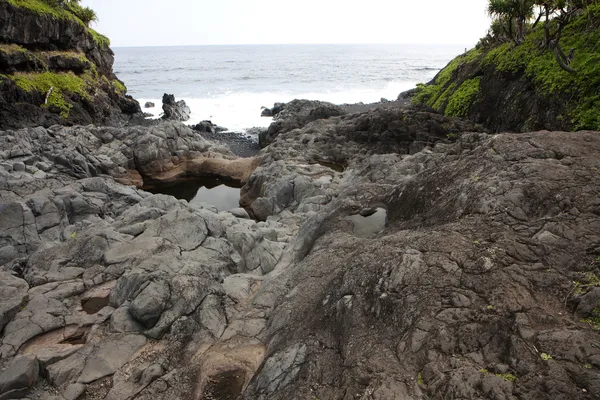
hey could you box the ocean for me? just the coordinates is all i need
[113,44,465,133]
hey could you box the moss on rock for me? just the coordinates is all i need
[412,48,483,111]
[446,77,481,118]
[113,79,126,94]
[10,71,94,118]
[0,44,28,54]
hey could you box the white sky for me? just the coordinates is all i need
[81,0,491,47]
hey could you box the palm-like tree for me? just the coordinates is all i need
[487,0,536,43]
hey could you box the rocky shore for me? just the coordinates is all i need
[1,3,599,399]
[1,96,599,400]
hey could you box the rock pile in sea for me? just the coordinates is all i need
[161,93,191,122]
[1,105,599,399]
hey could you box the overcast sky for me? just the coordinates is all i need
[81,0,491,47]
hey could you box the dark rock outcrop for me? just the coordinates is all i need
[161,93,190,121]
[0,2,142,130]
[260,99,346,147]
[191,120,226,134]
[260,102,285,117]
[144,101,155,108]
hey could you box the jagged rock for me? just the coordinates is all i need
[191,120,216,134]
[144,102,155,109]
[161,94,190,122]
[0,273,29,332]
[261,102,286,118]
[259,99,346,147]
[0,355,39,398]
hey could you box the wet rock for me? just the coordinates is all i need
[144,102,155,109]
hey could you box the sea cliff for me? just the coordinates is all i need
[0,0,141,129]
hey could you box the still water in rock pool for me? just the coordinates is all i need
[145,178,242,211]
[345,207,387,237]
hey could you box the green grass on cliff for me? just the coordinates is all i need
[6,0,110,48]
[0,44,28,54]
[112,79,126,94]
[11,71,94,118]
[446,77,481,118]
[412,48,483,110]
[413,4,600,130]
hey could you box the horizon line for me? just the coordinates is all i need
[111,42,475,49]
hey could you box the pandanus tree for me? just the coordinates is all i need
[487,0,537,43]
[486,0,589,73]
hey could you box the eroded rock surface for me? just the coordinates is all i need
[0,105,599,400]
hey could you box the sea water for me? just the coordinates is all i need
[113,44,465,133]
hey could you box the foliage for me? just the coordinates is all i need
[417,373,424,385]
[63,0,97,25]
[580,307,600,330]
[541,353,553,361]
[412,48,483,111]
[10,71,94,118]
[0,44,28,54]
[113,79,126,94]
[446,77,481,117]
[573,271,600,295]
[495,373,517,382]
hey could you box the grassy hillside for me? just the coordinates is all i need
[412,4,600,131]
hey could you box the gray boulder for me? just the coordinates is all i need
[0,355,39,398]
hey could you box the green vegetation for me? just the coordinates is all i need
[6,0,108,47]
[412,48,483,110]
[0,44,28,54]
[11,71,94,118]
[573,271,600,295]
[480,369,517,381]
[580,307,600,330]
[412,1,600,130]
[446,77,481,117]
[541,353,553,361]
[417,373,424,385]
[113,79,126,94]
[495,373,517,382]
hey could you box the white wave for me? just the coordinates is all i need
[137,80,417,134]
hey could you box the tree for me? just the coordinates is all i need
[485,0,587,73]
